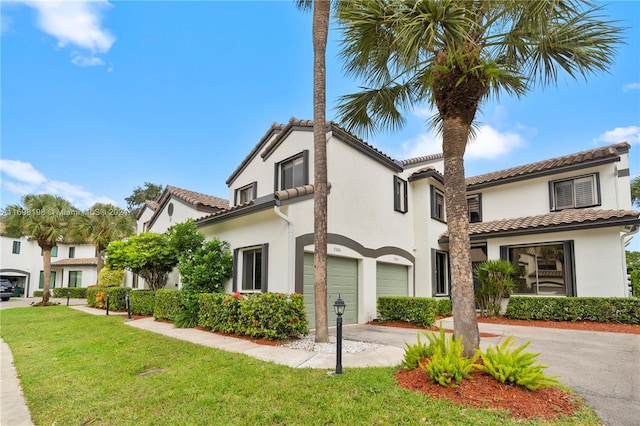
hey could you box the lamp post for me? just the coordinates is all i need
[333,295,346,375]
[126,290,132,320]
[105,293,110,316]
[66,290,70,306]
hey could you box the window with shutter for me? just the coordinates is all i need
[551,174,598,210]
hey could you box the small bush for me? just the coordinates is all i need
[401,333,434,371]
[435,299,452,317]
[154,289,182,321]
[479,336,559,390]
[474,260,516,317]
[505,296,640,324]
[420,327,479,388]
[98,268,125,288]
[198,292,308,340]
[377,297,436,327]
[129,290,156,316]
[33,291,43,297]
[52,287,87,298]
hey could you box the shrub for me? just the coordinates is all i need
[86,287,100,307]
[401,333,434,370]
[52,287,87,298]
[420,327,479,388]
[474,260,517,317]
[129,290,156,315]
[104,287,130,311]
[479,336,559,390]
[198,292,308,340]
[154,289,182,321]
[34,291,43,297]
[505,296,640,324]
[98,268,125,288]
[377,297,436,327]
[435,299,452,317]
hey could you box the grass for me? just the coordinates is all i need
[0,307,600,426]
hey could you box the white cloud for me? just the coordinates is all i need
[0,158,116,208]
[15,1,114,66]
[623,83,640,92]
[71,52,105,67]
[0,159,47,184]
[593,126,640,146]
[466,125,526,160]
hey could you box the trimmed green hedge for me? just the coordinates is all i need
[85,287,131,311]
[198,292,308,340]
[436,299,452,317]
[52,287,87,298]
[154,289,182,321]
[377,296,436,327]
[130,290,156,316]
[505,296,640,324]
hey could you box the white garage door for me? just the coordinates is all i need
[304,253,358,328]
[376,262,408,297]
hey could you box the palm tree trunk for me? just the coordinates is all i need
[442,118,480,356]
[41,246,52,304]
[96,247,105,276]
[312,0,330,343]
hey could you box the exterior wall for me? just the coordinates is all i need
[486,228,628,297]
[136,206,156,233]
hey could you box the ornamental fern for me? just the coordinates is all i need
[479,336,560,390]
[401,333,433,370]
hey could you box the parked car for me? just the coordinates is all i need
[1,279,15,301]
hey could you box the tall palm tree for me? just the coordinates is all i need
[296,0,332,343]
[336,0,622,355]
[71,203,134,275]
[3,194,79,304]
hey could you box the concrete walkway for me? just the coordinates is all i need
[2,301,638,426]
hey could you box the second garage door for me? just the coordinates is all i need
[376,262,408,297]
[303,253,358,329]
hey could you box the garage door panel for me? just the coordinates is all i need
[304,254,358,329]
[376,262,408,297]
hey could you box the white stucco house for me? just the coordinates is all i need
[138,118,639,328]
[0,235,98,297]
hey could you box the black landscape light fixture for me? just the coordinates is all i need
[106,292,110,316]
[66,290,70,306]
[126,290,132,320]
[333,295,346,375]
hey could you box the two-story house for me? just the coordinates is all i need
[186,118,638,328]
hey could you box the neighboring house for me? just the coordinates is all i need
[127,185,229,289]
[132,118,639,328]
[0,235,98,297]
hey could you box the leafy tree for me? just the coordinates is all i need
[97,268,125,288]
[336,0,622,355]
[125,182,163,217]
[71,203,134,274]
[3,194,79,304]
[627,251,640,297]
[105,232,178,290]
[168,220,232,327]
[631,175,640,207]
[295,0,332,343]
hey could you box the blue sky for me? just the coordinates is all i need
[1,1,639,216]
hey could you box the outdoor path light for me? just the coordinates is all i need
[126,290,132,320]
[106,293,110,316]
[333,295,346,375]
[66,291,70,306]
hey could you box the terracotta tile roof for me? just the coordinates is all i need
[274,184,315,201]
[195,200,256,223]
[440,208,640,241]
[226,122,284,185]
[51,257,98,267]
[145,200,159,210]
[466,142,630,187]
[162,185,228,210]
[409,166,444,183]
[402,153,444,166]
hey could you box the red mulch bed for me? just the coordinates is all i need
[395,366,580,421]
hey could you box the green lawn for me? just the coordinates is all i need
[0,307,600,425]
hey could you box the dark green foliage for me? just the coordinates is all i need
[98,268,125,287]
[479,336,559,390]
[198,292,308,340]
[125,182,163,217]
[627,251,640,297]
[86,287,99,307]
[505,296,640,324]
[474,260,517,317]
[377,296,436,327]
[153,289,182,321]
[436,299,452,317]
[420,328,479,388]
[103,287,130,311]
[129,290,156,315]
[52,287,87,298]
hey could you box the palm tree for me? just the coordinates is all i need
[336,0,622,355]
[296,0,332,343]
[3,194,79,304]
[71,203,134,275]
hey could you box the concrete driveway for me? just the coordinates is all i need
[343,320,640,426]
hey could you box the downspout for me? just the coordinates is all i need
[274,205,295,294]
[621,226,639,297]
[614,164,620,208]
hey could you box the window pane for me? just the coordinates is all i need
[69,247,75,258]
[292,157,304,187]
[509,244,566,296]
[574,177,594,207]
[51,246,58,257]
[554,181,574,209]
[255,251,262,290]
[12,241,20,254]
[242,251,255,291]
